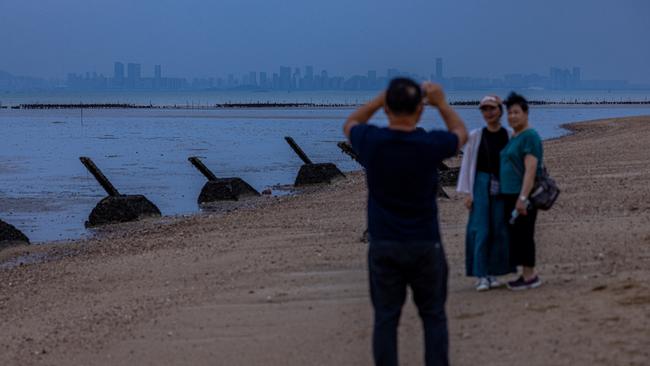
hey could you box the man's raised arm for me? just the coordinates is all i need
[343,92,385,138]
[422,82,468,149]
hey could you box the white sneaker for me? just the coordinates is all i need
[476,277,490,292]
[488,276,503,288]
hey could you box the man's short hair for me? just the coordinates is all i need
[385,77,422,116]
[504,92,529,113]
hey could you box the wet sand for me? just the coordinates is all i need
[1,116,649,365]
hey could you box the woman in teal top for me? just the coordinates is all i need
[500,92,543,291]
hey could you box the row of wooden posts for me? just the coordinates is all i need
[0,137,459,248]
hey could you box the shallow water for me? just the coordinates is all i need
[1,105,649,242]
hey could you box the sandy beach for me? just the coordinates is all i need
[1,116,649,365]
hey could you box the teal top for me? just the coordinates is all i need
[499,128,543,194]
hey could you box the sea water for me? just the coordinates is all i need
[1,92,649,242]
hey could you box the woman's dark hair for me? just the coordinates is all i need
[497,104,504,115]
[385,77,422,115]
[504,92,529,113]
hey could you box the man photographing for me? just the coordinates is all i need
[343,78,467,366]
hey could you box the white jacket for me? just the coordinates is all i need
[456,127,512,197]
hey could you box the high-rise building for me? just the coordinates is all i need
[259,72,268,88]
[154,65,162,79]
[550,67,572,89]
[279,66,291,90]
[114,62,124,80]
[127,63,141,79]
[320,70,329,89]
[292,68,301,89]
[249,71,257,86]
[303,65,314,90]
[435,58,443,80]
[367,70,377,89]
[112,62,125,88]
[572,67,581,88]
[126,63,141,88]
[273,73,280,89]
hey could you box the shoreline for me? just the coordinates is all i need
[1,115,650,365]
[3,100,650,110]
[0,114,638,249]
[0,112,617,246]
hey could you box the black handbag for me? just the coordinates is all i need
[509,157,560,210]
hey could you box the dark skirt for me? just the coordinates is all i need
[466,172,515,277]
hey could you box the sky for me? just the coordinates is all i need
[1,0,649,83]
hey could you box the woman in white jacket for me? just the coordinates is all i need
[457,95,515,291]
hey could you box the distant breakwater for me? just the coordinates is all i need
[10,102,357,110]
[5,100,650,110]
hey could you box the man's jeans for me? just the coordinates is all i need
[368,239,449,366]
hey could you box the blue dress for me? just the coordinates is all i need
[465,172,515,277]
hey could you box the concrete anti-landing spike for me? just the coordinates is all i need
[0,219,29,250]
[285,137,345,186]
[80,157,161,227]
[187,157,259,204]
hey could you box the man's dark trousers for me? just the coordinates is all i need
[369,239,449,366]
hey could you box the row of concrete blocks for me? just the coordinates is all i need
[0,137,347,249]
[1,138,459,249]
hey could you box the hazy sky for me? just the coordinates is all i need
[1,0,649,82]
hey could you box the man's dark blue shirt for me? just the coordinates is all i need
[350,124,458,242]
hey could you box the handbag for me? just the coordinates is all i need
[508,157,560,210]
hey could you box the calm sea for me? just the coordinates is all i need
[1,90,649,242]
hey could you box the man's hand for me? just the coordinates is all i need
[343,92,385,138]
[422,82,446,107]
[420,82,468,148]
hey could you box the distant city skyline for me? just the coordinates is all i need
[1,1,649,84]
[1,59,644,92]
[0,58,647,86]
